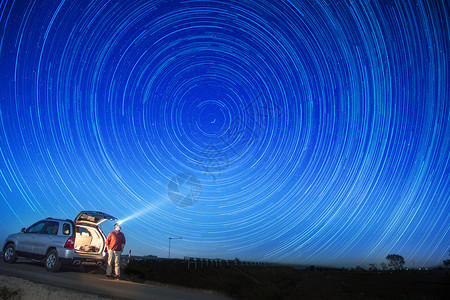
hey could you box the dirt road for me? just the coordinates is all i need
[0,260,231,300]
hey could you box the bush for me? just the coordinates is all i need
[0,286,19,300]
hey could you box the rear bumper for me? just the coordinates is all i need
[57,248,105,266]
[60,257,105,266]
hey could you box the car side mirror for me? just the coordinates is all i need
[21,228,26,233]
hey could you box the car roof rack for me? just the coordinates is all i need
[45,217,64,221]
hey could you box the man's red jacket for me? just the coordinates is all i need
[106,230,126,251]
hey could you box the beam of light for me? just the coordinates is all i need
[117,201,163,225]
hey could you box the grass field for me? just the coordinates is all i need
[124,261,449,299]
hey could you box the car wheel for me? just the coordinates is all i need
[3,244,17,263]
[45,249,61,272]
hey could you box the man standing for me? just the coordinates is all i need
[105,223,126,279]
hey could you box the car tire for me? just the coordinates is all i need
[3,244,17,263]
[44,249,61,272]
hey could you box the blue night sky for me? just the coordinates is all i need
[0,0,448,268]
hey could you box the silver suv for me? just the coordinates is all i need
[2,211,116,272]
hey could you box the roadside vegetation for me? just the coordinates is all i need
[0,286,19,300]
[124,260,449,299]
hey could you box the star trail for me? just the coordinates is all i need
[0,0,448,267]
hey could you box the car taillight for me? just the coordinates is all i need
[64,236,75,249]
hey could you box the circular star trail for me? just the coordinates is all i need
[0,0,448,267]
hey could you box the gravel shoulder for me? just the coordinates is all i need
[0,274,113,300]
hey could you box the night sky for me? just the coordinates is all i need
[0,0,448,268]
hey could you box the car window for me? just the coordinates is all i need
[26,221,46,233]
[77,227,91,236]
[42,221,59,235]
[63,223,71,235]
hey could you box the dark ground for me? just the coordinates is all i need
[124,261,449,299]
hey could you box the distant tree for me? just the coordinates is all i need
[443,250,450,267]
[380,262,387,271]
[369,263,378,271]
[386,254,405,270]
[355,265,364,271]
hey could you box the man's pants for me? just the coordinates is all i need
[106,250,122,277]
